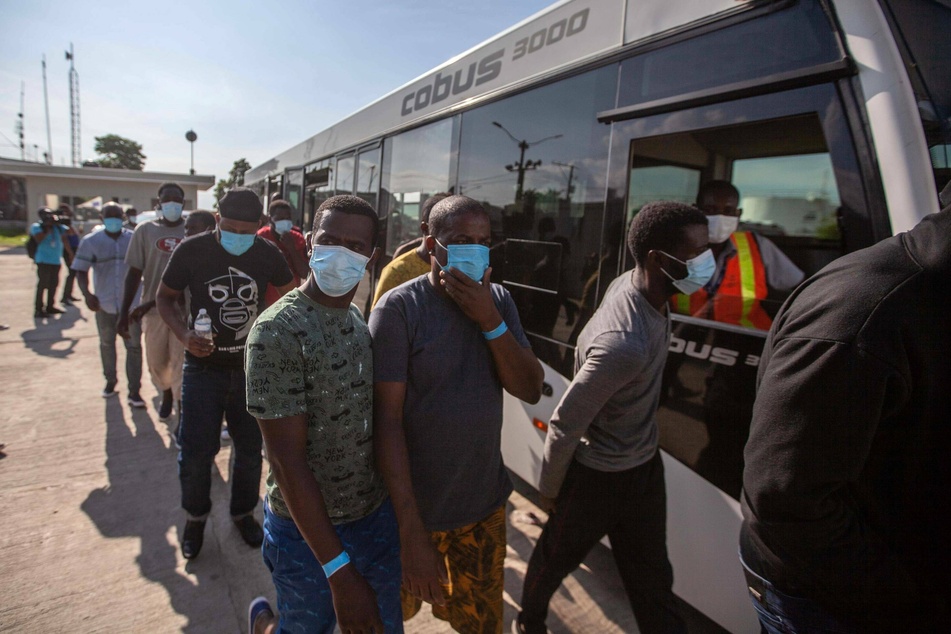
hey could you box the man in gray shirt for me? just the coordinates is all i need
[514,201,710,634]
[370,195,543,634]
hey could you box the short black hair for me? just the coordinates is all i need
[102,203,123,217]
[627,201,708,267]
[428,195,488,239]
[158,182,185,198]
[313,195,379,246]
[268,199,293,216]
[127,207,138,215]
[189,210,217,230]
[420,192,451,224]
[696,180,739,205]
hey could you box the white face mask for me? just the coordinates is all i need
[160,202,184,223]
[706,215,738,244]
[309,245,370,297]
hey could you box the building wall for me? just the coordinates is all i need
[23,176,200,223]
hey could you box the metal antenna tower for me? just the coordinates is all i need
[42,55,53,164]
[66,43,81,166]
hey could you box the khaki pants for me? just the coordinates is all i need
[142,310,184,400]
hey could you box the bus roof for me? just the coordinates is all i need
[246,0,766,184]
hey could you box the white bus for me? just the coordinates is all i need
[246,1,950,630]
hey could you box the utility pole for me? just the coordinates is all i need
[66,44,81,167]
[491,121,562,207]
[16,82,25,160]
[552,161,575,206]
[42,55,53,164]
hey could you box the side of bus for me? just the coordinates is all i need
[248,1,950,630]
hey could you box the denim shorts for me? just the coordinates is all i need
[263,498,403,633]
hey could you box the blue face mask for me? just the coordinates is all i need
[219,230,255,256]
[310,245,370,297]
[659,249,716,295]
[160,201,183,222]
[103,217,124,233]
[273,219,294,235]
[436,240,490,283]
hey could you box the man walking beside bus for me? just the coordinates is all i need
[246,195,402,634]
[71,203,144,405]
[370,195,543,634]
[515,202,711,634]
[156,188,295,559]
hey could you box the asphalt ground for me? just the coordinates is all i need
[0,244,679,633]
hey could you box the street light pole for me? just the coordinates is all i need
[185,130,197,175]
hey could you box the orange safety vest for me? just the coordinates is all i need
[671,232,772,330]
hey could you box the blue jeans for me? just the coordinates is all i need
[741,556,856,634]
[178,360,262,518]
[95,310,142,392]
[263,498,403,634]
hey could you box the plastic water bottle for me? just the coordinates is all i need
[194,308,213,340]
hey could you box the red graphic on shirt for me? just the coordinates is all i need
[154,236,182,253]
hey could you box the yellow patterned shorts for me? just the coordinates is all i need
[401,505,506,634]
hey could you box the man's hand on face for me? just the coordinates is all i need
[401,528,449,606]
[439,266,500,331]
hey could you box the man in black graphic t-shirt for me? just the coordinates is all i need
[157,188,295,559]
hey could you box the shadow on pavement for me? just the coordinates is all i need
[19,303,86,358]
[80,397,223,632]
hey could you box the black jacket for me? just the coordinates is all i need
[741,207,951,631]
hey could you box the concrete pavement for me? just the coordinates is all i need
[0,243,669,633]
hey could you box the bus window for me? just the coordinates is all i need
[304,159,334,231]
[627,164,701,218]
[356,146,381,210]
[379,118,455,257]
[627,114,843,333]
[456,65,616,373]
[285,168,304,219]
[335,154,355,195]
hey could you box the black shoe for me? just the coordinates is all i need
[159,389,174,421]
[181,519,206,559]
[234,515,264,547]
[62,297,72,306]
[34,310,48,319]
[102,383,118,398]
[45,306,65,314]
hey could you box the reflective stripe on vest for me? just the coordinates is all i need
[716,232,770,329]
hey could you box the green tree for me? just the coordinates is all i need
[214,158,253,206]
[93,134,146,170]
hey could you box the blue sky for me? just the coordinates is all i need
[0,0,553,207]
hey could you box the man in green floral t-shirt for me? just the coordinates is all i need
[245,195,402,634]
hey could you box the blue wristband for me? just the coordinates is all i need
[322,550,350,578]
[483,321,508,341]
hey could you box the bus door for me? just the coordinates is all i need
[600,82,876,632]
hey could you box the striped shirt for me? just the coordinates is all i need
[71,228,141,314]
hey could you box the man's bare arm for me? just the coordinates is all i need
[374,381,448,605]
[259,414,384,632]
